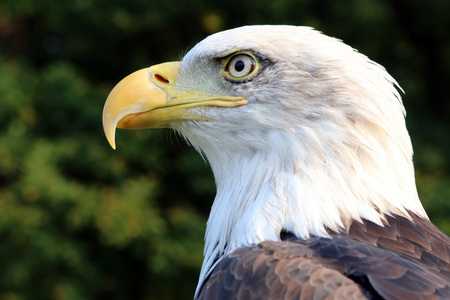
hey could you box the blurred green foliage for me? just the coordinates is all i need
[0,0,449,299]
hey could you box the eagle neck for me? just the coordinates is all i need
[195,125,426,295]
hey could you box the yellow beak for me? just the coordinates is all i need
[102,62,248,149]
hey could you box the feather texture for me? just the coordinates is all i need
[196,213,450,299]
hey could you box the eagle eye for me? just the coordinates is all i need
[223,53,258,80]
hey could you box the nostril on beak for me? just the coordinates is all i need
[154,74,169,84]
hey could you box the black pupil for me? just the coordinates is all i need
[234,60,245,72]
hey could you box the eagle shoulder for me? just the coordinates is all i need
[196,213,450,300]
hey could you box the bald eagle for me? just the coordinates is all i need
[103,25,450,299]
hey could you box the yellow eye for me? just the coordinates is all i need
[224,53,257,80]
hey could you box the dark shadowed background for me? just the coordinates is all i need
[0,0,449,299]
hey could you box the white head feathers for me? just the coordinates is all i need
[169,25,427,293]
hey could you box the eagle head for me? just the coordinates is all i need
[102,25,427,289]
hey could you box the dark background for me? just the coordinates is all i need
[0,0,449,299]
